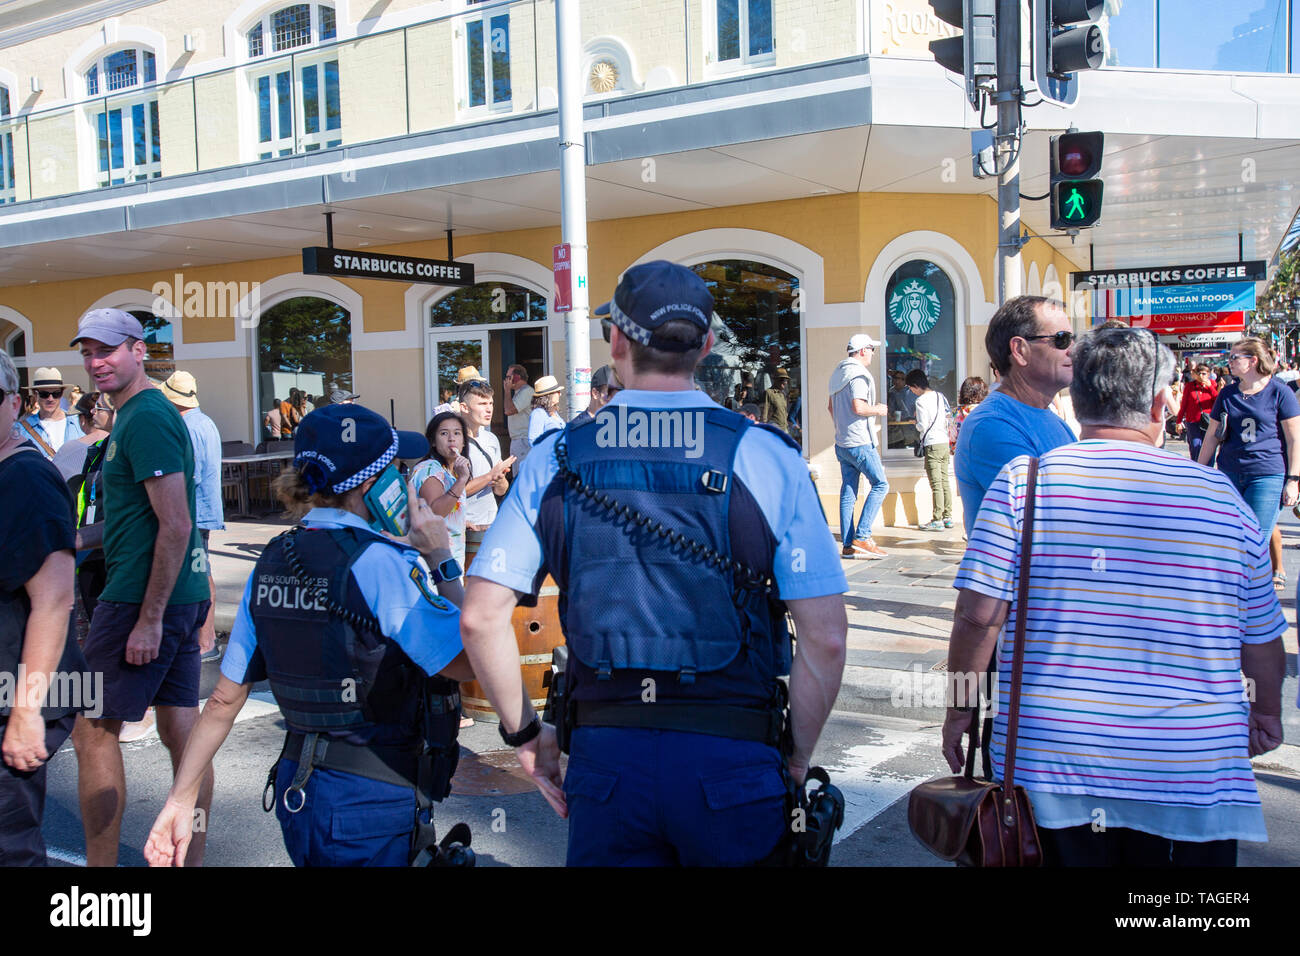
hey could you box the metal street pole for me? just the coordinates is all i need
[995,0,1022,305]
[557,0,591,415]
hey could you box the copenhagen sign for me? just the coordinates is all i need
[1127,311,1245,335]
[1071,260,1266,290]
[302,247,476,286]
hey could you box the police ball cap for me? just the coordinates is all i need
[594,260,713,349]
[292,404,428,495]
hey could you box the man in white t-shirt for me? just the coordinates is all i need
[906,368,953,531]
[828,334,890,558]
[503,364,534,473]
[20,367,84,459]
[458,381,514,560]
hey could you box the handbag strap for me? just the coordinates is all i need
[1001,455,1039,792]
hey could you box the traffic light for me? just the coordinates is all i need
[1050,131,1103,230]
[1033,0,1106,107]
[927,0,996,110]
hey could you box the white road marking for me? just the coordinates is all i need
[45,692,282,867]
[824,729,937,845]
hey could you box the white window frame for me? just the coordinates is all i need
[705,0,776,75]
[240,4,342,160]
[243,3,337,61]
[81,49,162,188]
[246,51,342,159]
[455,7,513,117]
[0,85,15,205]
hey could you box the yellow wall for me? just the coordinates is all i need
[3,190,1085,523]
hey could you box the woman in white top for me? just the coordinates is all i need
[906,369,953,531]
[527,375,566,446]
[409,411,470,571]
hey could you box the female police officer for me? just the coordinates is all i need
[144,403,473,867]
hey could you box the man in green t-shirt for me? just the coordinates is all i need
[68,308,213,868]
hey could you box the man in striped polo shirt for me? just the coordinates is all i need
[942,325,1286,867]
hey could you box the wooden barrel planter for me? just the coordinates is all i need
[460,579,563,721]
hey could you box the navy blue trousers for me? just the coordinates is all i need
[563,727,787,866]
[273,757,417,867]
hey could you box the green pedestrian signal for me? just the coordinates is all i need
[1049,133,1104,230]
[1064,188,1087,220]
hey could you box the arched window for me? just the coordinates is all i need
[128,311,174,381]
[425,281,546,421]
[244,4,341,157]
[4,327,26,388]
[883,259,957,452]
[0,85,15,204]
[84,48,161,186]
[691,259,803,448]
[256,296,351,414]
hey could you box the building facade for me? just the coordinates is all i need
[2,0,1298,525]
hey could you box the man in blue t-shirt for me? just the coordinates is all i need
[954,296,1077,536]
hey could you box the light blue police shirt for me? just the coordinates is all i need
[222,508,463,683]
[470,389,847,601]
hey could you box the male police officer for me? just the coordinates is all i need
[461,260,848,866]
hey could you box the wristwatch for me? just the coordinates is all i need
[429,556,462,583]
[1287,476,1299,482]
[499,712,542,747]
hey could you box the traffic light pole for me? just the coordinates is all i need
[995,0,1022,306]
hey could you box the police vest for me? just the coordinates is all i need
[537,405,793,710]
[249,527,460,752]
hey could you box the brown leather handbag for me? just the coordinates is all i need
[907,457,1044,867]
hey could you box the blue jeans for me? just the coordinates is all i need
[836,443,889,546]
[1226,472,1285,537]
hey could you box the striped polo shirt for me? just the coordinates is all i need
[955,439,1286,842]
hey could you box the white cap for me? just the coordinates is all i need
[847,333,879,353]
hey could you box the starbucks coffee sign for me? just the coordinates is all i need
[889,278,942,335]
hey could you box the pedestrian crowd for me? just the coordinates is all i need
[1,282,1294,871]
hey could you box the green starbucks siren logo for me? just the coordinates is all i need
[889,279,941,335]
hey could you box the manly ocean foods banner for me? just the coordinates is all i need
[1092,282,1256,319]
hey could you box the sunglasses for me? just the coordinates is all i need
[37,389,64,399]
[462,379,490,389]
[1022,331,1075,350]
[601,318,612,343]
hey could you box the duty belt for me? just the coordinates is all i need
[573,700,784,748]
[277,732,424,812]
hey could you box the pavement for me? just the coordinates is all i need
[36,448,1300,866]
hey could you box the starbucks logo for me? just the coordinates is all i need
[105,441,117,462]
[889,279,942,335]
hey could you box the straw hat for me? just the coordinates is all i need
[159,370,200,409]
[456,366,484,384]
[533,375,564,397]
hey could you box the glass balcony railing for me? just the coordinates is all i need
[0,0,1293,210]
[0,0,866,209]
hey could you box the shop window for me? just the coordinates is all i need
[690,259,803,448]
[429,282,546,327]
[0,85,14,204]
[883,259,957,452]
[84,48,161,186]
[256,296,352,411]
[245,4,341,157]
[460,10,511,112]
[128,311,175,381]
[711,0,775,70]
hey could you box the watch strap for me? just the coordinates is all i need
[499,712,541,747]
